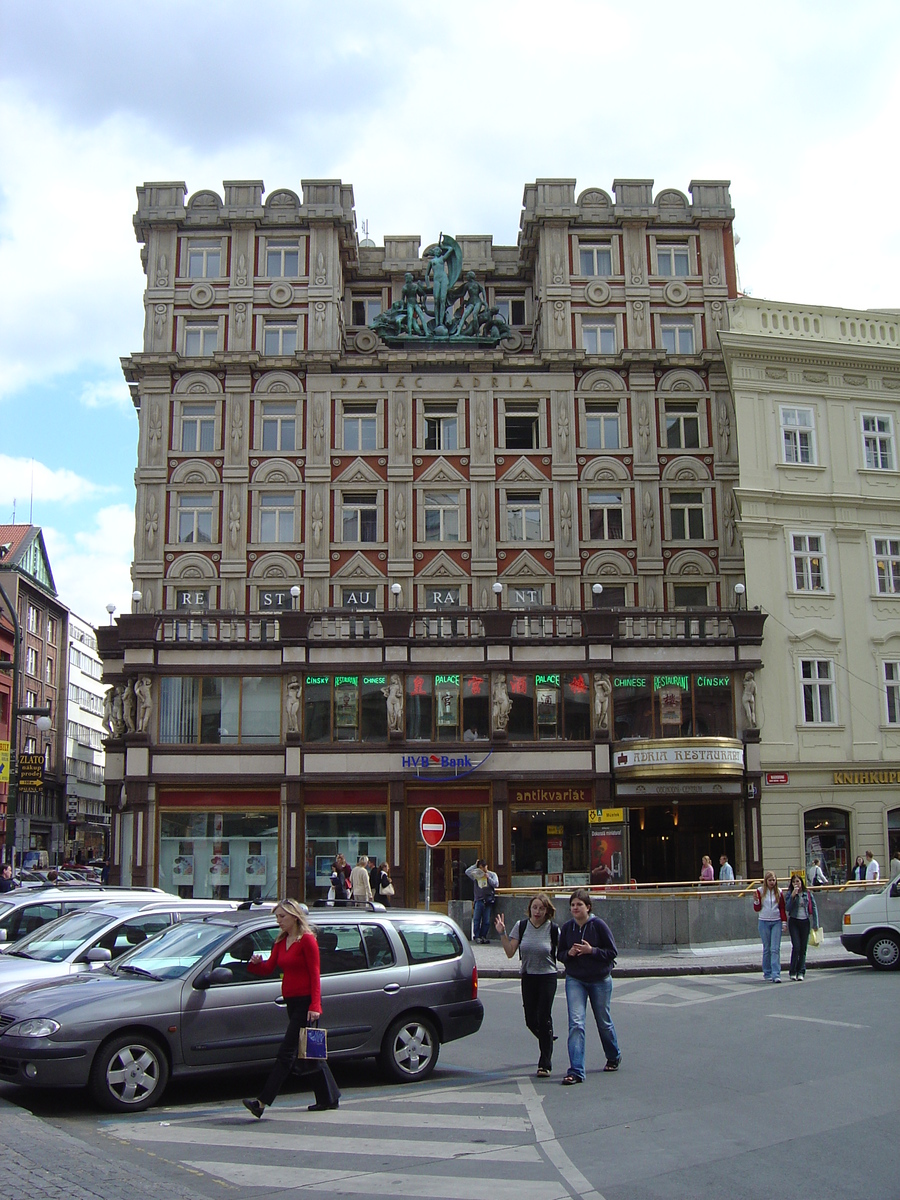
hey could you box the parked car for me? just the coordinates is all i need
[0,898,245,997]
[0,906,483,1112]
[0,886,170,949]
[841,877,900,969]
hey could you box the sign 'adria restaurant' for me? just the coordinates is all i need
[613,738,745,779]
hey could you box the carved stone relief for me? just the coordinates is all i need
[394,492,407,550]
[156,254,169,287]
[231,406,243,456]
[559,490,572,546]
[638,400,651,455]
[477,493,490,549]
[492,673,512,732]
[228,494,242,549]
[717,399,732,455]
[393,400,407,453]
[311,493,324,549]
[285,676,301,733]
[642,492,655,544]
[476,399,489,454]
[144,500,159,552]
[630,251,644,285]
[557,405,570,455]
[147,403,163,464]
[312,398,325,457]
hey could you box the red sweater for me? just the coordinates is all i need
[247,932,322,1010]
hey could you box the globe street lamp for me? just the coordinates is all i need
[492,581,503,609]
[390,582,402,609]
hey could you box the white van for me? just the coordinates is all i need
[840,877,900,969]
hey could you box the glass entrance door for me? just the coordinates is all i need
[411,807,485,912]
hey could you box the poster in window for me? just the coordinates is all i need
[591,828,624,885]
[213,812,224,839]
[244,855,267,885]
[172,854,194,883]
[658,686,683,726]
[208,854,230,882]
[437,689,458,726]
[536,687,558,725]
[547,836,564,875]
[191,814,207,839]
[335,688,359,728]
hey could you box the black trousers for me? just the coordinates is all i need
[521,973,557,1070]
[257,995,340,1108]
[788,918,811,977]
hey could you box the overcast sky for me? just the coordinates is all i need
[1,0,898,625]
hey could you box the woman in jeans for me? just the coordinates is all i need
[556,888,621,1084]
[784,872,818,981]
[495,895,560,1076]
[753,870,787,982]
[242,899,340,1119]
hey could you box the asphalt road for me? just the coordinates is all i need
[1,965,896,1200]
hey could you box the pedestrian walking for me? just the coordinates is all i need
[850,855,866,882]
[754,870,787,982]
[495,895,560,1077]
[0,864,15,893]
[784,873,818,981]
[329,854,351,904]
[556,888,621,1084]
[242,899,340,1119]
[808,858,829,887]
[718,855,735,885]
[374,861,394,906]
[466,859,498,943]
[864,850,880,882]
[350,855,373,903]
[699,855,714,883]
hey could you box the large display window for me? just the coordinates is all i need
[612,673,735,740]
[159,809,279,900]
[159,676,281,743]
[304,809,387,902]
[804,807,849,884]
[510,809,592,888]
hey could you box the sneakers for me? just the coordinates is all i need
[242,1098,265,1119]
[798,973,806,981]
[789,974,797,981]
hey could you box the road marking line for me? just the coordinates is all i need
[188,1161,569,1199]
[769,1014,868,1029]
[240,1107,529,1131]
[517,1078,608,1200]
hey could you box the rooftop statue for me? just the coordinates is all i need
[370,233,513,345]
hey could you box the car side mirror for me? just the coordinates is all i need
[194,966,234,989]
[83,946,112,963]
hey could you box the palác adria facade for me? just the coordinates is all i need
[101,176,766,905]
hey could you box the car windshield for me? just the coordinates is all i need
[6,908,127,962]
[112,920,236,980]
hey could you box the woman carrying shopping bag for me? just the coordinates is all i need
[242,899,340,1119]
[784,872,819,981]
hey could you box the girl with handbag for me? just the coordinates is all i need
[376,862,395,906]
[242,899,340,1119]
[784,873,818,980]
[753,871,787,982]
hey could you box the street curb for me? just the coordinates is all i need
[476,956,856,979]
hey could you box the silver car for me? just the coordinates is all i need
[0,886,171,949]
[0,906,484,1112]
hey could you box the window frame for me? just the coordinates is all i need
[654,242,692,278]
[422,404,460,452]
[790,532,827,592]
[504,491,544,543]
[583,401,622,451]
[422,490,461,543]
[262,320,299,357]
[259,400,298,453]
[257,492,296,544]
[183,239,224,280]
[183,321,220,358]
[176,492,216,545]
[861,412,895,471]
[884,661,900,725]
[494,297,527,327]
[664,401,702,450]
[668,490,706,541]
[799,658,836,725]
[341,404,379,453]
[581,318,617,356]
[873,537,900,595]
[659,316,696,355]
[587,489,625,541]
[502,401,541,451]
[577,244,614,278]
[263,242,301,279]
[350,296,384,327]
[779,405,817,466]
[180,402,217,453]
[340,491,380,544]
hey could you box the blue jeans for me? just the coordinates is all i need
[758,919,783,980]
[565,974,620,1080]
[472,898,494,941]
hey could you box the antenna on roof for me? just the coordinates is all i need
[30,459,34,524]
[360,219,375,249]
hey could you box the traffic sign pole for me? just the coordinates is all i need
[419,807,446,913]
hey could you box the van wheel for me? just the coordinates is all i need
[866,932,900,971]
[89,1033,169,1111]
[380,1014,439,1083]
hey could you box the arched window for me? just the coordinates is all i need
[803,808,850,884]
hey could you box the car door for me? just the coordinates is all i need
[316,921,409,1055]
[76,912,175,973]
[180,923,284,1068]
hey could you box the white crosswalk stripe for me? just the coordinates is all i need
[105,1078,605,1199]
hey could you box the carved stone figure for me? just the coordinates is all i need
[110,686,125,738]
[593,674,612,732]
[382,674,404,734]
[285,675,301,733]
[492,674,512,733]
[122,680,137,734]
[135,676,153,734]
[102,687,115,736]
[742,671,758,728]
[453,272,489,338]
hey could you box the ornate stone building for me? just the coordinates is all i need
[101,177,764,904]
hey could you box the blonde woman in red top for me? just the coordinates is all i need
[242,899,340,1118]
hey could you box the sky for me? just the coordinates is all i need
[1,0,898,626]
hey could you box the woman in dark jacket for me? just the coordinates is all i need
[784,873,819,981]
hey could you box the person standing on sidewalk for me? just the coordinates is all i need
[466,859,498,944]
[865,850,880,882]
[718,855,735,885]
[557,888,621,1084]
[754,871,787,982]
[350,855,373,903]
[495,895,560,1077]
[784,872,818,981]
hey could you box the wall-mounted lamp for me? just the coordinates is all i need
[105,603,116,625]
[131,590,142,614]
[734,583,746,610]
[391,582,403,609]
[492,581,503,609]
[290,585,301,611]
[592,582,604,608]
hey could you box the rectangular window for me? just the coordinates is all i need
[26,647,38,677]
[25,689,38,710]
[261,402,296,452]
[26,605,38,633]
[263,322,298,356]
[665,402,700,449]
[184,323,218,357]
[510,587,544,608]
[585,403,620,450]
[582,320,616,355]
[177,493,214,544]
[800,659,835,724]
[265,243,300,278]
[47,617,57,645]
[673,584,708,608]
[341,589,376,609]
[181,403,216,453]
[342,493,378,543]
[592,585,626,608]
[656,244,691,277]
[507,493,542,542]
[792,534,826,591]
[495,297,527,326]
[187,242,221,279]
[351,297,382,326]
[343,406,378,452]
[660,318,695,354]
[588,491,624,540]
[670,492,705,540]
[259,494,294,542]
[885,662,900,724]
[862,414,894,470]
[579,245,613,277]
[424,409,458,451]
[504,405,540,450]
[424,491,460,542]
[780,406,816,465]
[45,656,53,684]
[874,538,900,594]
[426,587,461,608]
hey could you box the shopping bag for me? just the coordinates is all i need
[809,926,823,947]
[298,1024,328,1060]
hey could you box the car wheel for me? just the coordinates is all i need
[89,1033,170,1112]
[380,1014,439,1083]
[866,932,900,971]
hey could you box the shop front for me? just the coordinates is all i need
[302,787,388,905]
[408,787,490,913]
[508,786,622,889]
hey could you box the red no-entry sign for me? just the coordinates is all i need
[420,807,447,848]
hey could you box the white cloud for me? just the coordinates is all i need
[79,377,133,411]
[0,455,115,508]
[41,504,135,627]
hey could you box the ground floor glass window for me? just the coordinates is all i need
[159,810,279,900]
[804,808,849,884]
[305,810,387,901]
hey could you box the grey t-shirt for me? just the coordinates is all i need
[517,920,558,976]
